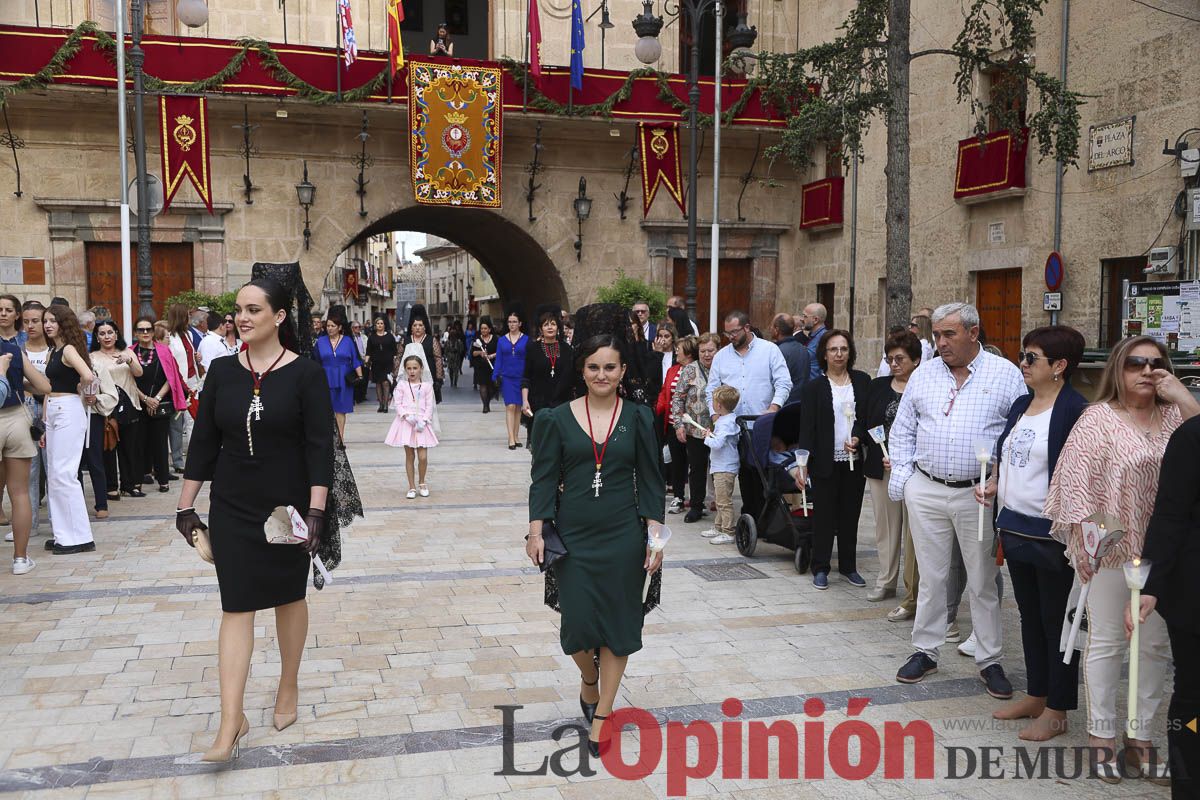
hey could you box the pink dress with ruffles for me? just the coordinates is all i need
[385,381,439,448]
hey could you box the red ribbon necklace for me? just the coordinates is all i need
[585,395,620,498]
[542,340,559,378]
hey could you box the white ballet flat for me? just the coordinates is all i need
[418,485,430,497]
[406,490,417,500]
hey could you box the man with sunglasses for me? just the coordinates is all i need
[887,302,1026,698]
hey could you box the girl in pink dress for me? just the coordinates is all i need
[386,356,439,498]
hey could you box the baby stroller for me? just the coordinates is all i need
[734,402,814,573]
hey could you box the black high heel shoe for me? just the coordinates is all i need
[579,673,599,723]
[587,713,610,758]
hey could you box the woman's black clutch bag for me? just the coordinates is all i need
[539,521,568,573]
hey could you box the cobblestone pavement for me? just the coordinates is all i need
[0,387,1171,798]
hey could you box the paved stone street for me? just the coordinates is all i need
[0,387,1172,799]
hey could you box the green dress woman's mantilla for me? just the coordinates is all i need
[529,401,666,657]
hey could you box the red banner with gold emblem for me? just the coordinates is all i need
[344,268,360,301]
[159,95,213,213]
[638,122,685,217]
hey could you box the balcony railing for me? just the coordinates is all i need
[953,128,1028,203]
[799,176,844,231]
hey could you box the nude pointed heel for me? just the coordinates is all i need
[273,711,298,732]
[201,714,249,763]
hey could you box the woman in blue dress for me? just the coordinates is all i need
[313,311,361,441]
[492,311,528,449]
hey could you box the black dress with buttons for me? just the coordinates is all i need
[184,356,335,612]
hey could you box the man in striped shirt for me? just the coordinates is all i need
[888,302,1026,698]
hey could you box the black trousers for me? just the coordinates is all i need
[809,460,865,575]
[141,412,171,487]
[77,413,108,511]
[685,435,709,510]
[1167,624,1200,798]
[105,418,143,492]
[666,435,688,500]
[1006,550,1079,710]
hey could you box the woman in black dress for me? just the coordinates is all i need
[471,317,498,413]
[365,315,397,413]
[174,278,334,763]
[132,316,176,494]
[521,310,574,451]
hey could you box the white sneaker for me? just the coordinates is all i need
[957,631,977,657]
[406,490,417,499]
[12,557,34,575]
[699,528,720,538]
[709,533,736,545]
[418,485,430,497]
[3,531,11,542]
[666,498,685,514]
[945,622,961,643]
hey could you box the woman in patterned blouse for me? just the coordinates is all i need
[1046,335,1200,783]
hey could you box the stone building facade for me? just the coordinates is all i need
[1,0,1197,362]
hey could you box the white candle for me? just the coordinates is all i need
[977,459,988,542]
[795,450,810,517]
[973,438,996,542]
[842,404,856,472]
[1123,557,1151,739]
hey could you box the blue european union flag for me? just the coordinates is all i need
[570,0,585,90]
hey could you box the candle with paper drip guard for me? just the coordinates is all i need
[794,449,810,516]
[643,523,672,602]
[681,413,706,434]
[868,425,889,461]
[842,403,857,471]
[1063,514,1125,663]
[973,438,996,541]
[1124,557,1152,739]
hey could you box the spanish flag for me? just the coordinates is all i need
[387,0,405,74]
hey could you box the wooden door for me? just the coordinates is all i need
[1101,257,1147,347]
[672,258,751,333]
[976,268,1022,363]
[86,243,195,319]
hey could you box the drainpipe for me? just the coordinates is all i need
[1051,0,1070,326]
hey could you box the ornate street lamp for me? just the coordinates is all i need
[296,161,316,250]
[632,1,756,320]
[573,177,593,262]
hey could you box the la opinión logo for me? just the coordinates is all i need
[496,697,936,796]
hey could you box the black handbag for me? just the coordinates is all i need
[344,371,359,387]
[29,417,45,441]
[537,520,568,573]
[113,387,140,426]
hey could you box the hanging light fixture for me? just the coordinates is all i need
[295,161,316,250]
[176,0,210,28]
[599,0,615,30]
[632,0,664,65]
[573,177,593,262]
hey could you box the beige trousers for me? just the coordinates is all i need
[867,476,906,592]
[712,472,737,534]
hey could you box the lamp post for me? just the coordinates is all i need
[296,161,316,249]
[633,1,755,321]
[573,177,593,262]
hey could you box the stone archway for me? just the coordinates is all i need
[345,206,569,313]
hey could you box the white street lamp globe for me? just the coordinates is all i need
[177,0,210,28]
[634,36,662,65]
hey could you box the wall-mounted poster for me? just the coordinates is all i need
[400,0,423,31]
[445,0,467,34]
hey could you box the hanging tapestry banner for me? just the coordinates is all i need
[408,60,502,208]
[159,95,213,213]
[638,121,685,217]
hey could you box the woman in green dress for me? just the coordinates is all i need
[526,334,666,757]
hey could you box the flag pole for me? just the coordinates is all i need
[522,0,530,112]
[335,0,342,101]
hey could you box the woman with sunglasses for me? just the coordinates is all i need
[975,326,1086,742]
[1046,335,1200,781]
[133,316,187,494]
[90,319,145,499]
[863,330,922,608]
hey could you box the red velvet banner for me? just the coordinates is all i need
[343,268,360,301]
[639,122,685,217]
[0,24,783,126]
[953,128,1028,199]
[159,95,213,213]
[799,176,844,230]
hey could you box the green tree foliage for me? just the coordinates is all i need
[595,273,668,320]
[163,290,237,317]
[754,0,1083,328]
